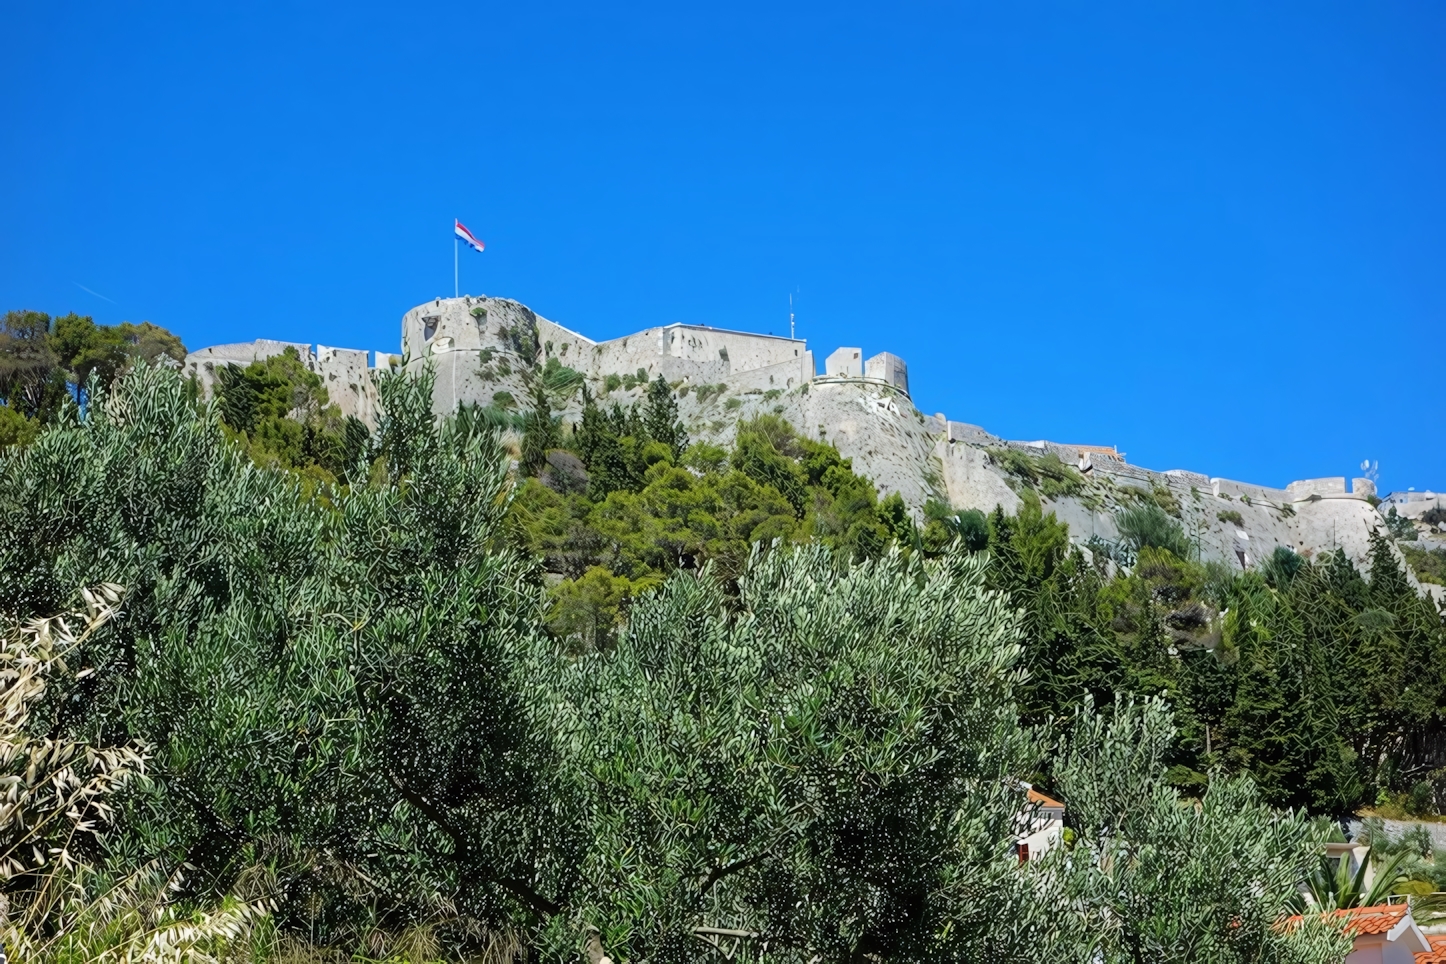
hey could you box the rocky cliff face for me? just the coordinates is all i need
[187,294,1428,591]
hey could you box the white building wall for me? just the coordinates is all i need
[184,339,381,424]
[865,352,909,393]
[826,347,863,377]
[314,346,374,423]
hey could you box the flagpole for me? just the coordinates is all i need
[454,235,459,299]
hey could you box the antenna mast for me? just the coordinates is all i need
[789,289,797,340]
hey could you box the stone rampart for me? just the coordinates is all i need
[1211,477,1291,504]
[185,339,387,424]
[864,352,908,394]
[825,347,863,378]
[1285,477,1348,501]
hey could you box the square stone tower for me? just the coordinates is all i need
[825,347,863,377]
[866,352,908,394]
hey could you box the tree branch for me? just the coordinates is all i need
[698,849,773,899]
[386,772,561,917]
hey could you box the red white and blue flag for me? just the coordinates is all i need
[454,219,485,253]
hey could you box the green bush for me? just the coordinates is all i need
[1115,503,1194,559]
[1218,510,1245,527]
[1383,506,1418,540]
[604,372,622,392]
[1261,545,1305,588]
[1401,544,1446,586]
[491,390,514,409]
[725,397,743,410]
[0,402,40,448]
[986,447,1083,498]
[539,356,585,398]
[693,382,727,404]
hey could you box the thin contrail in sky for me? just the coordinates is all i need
[74,283,117,304]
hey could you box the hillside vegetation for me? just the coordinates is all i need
[0,362,1362,963]
[1,314,1443,961]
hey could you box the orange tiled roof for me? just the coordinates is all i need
[1417,935,1446,964]
[1283,903,1408,936]
[1027,788,1065,809]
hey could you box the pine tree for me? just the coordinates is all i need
[575,384,606,466]
[643,374,688,459]
[520,375,556,476]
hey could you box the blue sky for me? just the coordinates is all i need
[3,2,1443,493]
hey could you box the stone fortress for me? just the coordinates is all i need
[184,294,1440,598]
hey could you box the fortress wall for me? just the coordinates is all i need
[425,349,531,418]
[185,339,308,396]
[591,328,668,377]
[1096,461,1160,489]
[663,326,802,372]
[826,348,863,377]
[185,339,384,425]
[590,325,803,383]
[537,320,597,369]
[865,352,908,394]
[590,353,729,387]
[722,354,812,395]
[1164,469,1212,488]
[946,421,1000,445]
[936,439,1021,516]
[404,298,490,358]
[1285,477,1348,501]
[1212,477,1290,503]
[314,346,374,423]
[184,339,312,395]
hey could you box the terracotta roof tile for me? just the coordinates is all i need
[1417,935,1446,964]
[1282,903,1408,937]
[1027,788,1065,809]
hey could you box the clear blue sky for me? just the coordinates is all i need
[4,2,1443,493]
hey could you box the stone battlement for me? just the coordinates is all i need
[184,295,910,423]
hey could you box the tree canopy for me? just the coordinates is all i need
[0,361,1365,963]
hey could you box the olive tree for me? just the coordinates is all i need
[0,362,1348,963]
[530,544,1051,963]
[1042,697,1352,964]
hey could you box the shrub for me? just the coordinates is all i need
[1422,503,1446,527]
[681,441,727,473]
[1400,544,1446,586]
[763,388,783,401]
[1408,780,1437,817]
[725,397,743,410]
[693,383,727,404]
[1218,510,1245,527]
[491,390,515,409]
[986,448,1083,498]
[539,356,585,397]
[0,402,40,448]
[1382,506,1417,541]
[604,373,622,392]
[1261,545,1305,588]
[1115,504,1194,559]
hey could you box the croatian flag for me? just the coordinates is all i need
[454,219,485,253]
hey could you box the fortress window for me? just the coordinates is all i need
[422,314,441,341]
